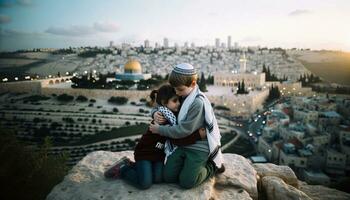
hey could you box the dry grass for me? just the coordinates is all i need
[295,51,350,86]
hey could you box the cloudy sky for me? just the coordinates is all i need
[0,0,349,51]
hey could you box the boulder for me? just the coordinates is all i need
[253,163,299,188]
[47,151,256,200]
[299,181,350,200]
[261,176,311,200]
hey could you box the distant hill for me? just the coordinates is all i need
[291,51,350,86]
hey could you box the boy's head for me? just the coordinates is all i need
[169,63,198,97]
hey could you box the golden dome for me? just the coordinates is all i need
[124,59,142,73]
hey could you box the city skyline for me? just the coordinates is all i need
[0,0,350,51]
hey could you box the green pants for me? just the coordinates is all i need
[163,147,215,189]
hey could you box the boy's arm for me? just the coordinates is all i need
[158,98,204,139]
[170,129,202,146]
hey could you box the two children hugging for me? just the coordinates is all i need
[105,63,224,189]
[104,83,206,189]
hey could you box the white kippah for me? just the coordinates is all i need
[172,63,197,75]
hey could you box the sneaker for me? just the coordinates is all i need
[104,156,131,179]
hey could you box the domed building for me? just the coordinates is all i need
[115,59,151,81]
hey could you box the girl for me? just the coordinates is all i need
[104,84,204,189]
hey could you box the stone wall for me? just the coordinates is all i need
[0,81,42,94]
[41,87,151,101]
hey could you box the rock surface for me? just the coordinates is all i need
[46,151,350,200]
[262,176,312,200]
[253,163,299,188]
[299,181,350,200]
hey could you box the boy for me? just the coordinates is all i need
[149,63,224,189]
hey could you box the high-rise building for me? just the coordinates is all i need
[234,42,239,49]
[155,42,159,48]
[215,38,220,48]
[163,38,169,48]
[144,40,150,48]
[191,42,195,48]
[109,41,114,48]
[227,36,232,49]
[184,42,189,48]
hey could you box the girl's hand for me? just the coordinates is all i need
[154,111,167,124]
[149,123,160,134]
[199,127,206,139]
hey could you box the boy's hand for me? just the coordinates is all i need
[199,127,206,139]
[149,123,160,134]
[154,111,166,124]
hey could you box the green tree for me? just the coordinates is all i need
[198,72,207,92]
[0,129,69,200]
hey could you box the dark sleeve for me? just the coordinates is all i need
[169,129,202,146]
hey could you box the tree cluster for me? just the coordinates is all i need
[237,80,248,94]
[262,64,288,82]
[268,85,281,101]
[108,96,128,105]
[0,129,68,200]
[77,48,112,58]
[298,73,321,86]
[198,72,208,92]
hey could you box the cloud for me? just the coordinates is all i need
[0,1,12,8]
[45,25,96,36]
[93,22,119,32]
[16,0,33,6]
[0,28,41,37]
[288,9,312,16]
[0,15,11,24]
[0,0,33,7]
[46,22,120,37]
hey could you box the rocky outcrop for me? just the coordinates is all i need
[299,181,350,200]
[262,176,312,200]
[46,151,350,200]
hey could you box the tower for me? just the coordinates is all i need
[239,53,247,73]
[144,40,150,48]
[163,38,169,48]
[227,36,232,49]
[215,38,220,48]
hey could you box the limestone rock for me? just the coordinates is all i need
[262,176,312,200]
[215,154,258,200]
[253,163,299,188]
[47,151,255,200]
[299,181,350,200]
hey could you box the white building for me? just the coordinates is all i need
[163,38,169,48]
[215,38,220,48]
[227,36,232,49]
[239,53,247,73]
[206,86,269,118]
[214,72,266,88]
[144,40,150,48]
[326,149,347,175]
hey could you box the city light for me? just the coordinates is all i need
[2,78,8,82]
[14,77,18,81]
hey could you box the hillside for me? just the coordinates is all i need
[290,50,350,86]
